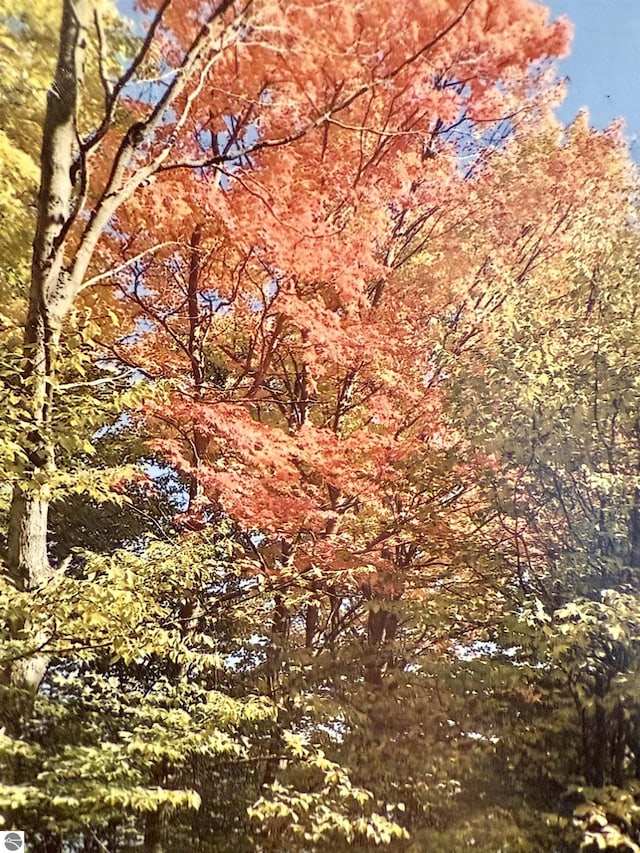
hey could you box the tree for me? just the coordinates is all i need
[440,117,640,850]
[103,0,571,695]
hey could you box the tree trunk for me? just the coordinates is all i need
[186,224,210,508]
[364,604,398,685]
[629,486,640,568]
[144,805,169,853]
[5,0,92,702]
[588,670,608,788]
[611,699,625,788]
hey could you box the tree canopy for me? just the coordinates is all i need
[1,1,639,851]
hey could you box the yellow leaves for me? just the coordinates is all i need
[48,783,202,815]
[0,129,39,189]
[0,783,42,813]
[0,0,58,103]
[574,790,640,853]
[248,741,409,848]
[0,128,39,282]
[283,731,308,759]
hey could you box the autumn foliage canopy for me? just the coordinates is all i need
[2,0,640,850]
[96,0,574,590]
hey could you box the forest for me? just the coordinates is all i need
[0,0,639,850]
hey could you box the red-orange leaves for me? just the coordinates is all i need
[149,397,401,535]
[91,0,575,594]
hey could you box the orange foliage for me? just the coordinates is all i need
[87,0,590,601]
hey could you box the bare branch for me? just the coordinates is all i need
[57,371,135,390]
[81,240,190,289]
[82,0,173,153]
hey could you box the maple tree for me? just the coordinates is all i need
[106,0,571,686]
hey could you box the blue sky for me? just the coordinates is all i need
[547,1,640,159]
